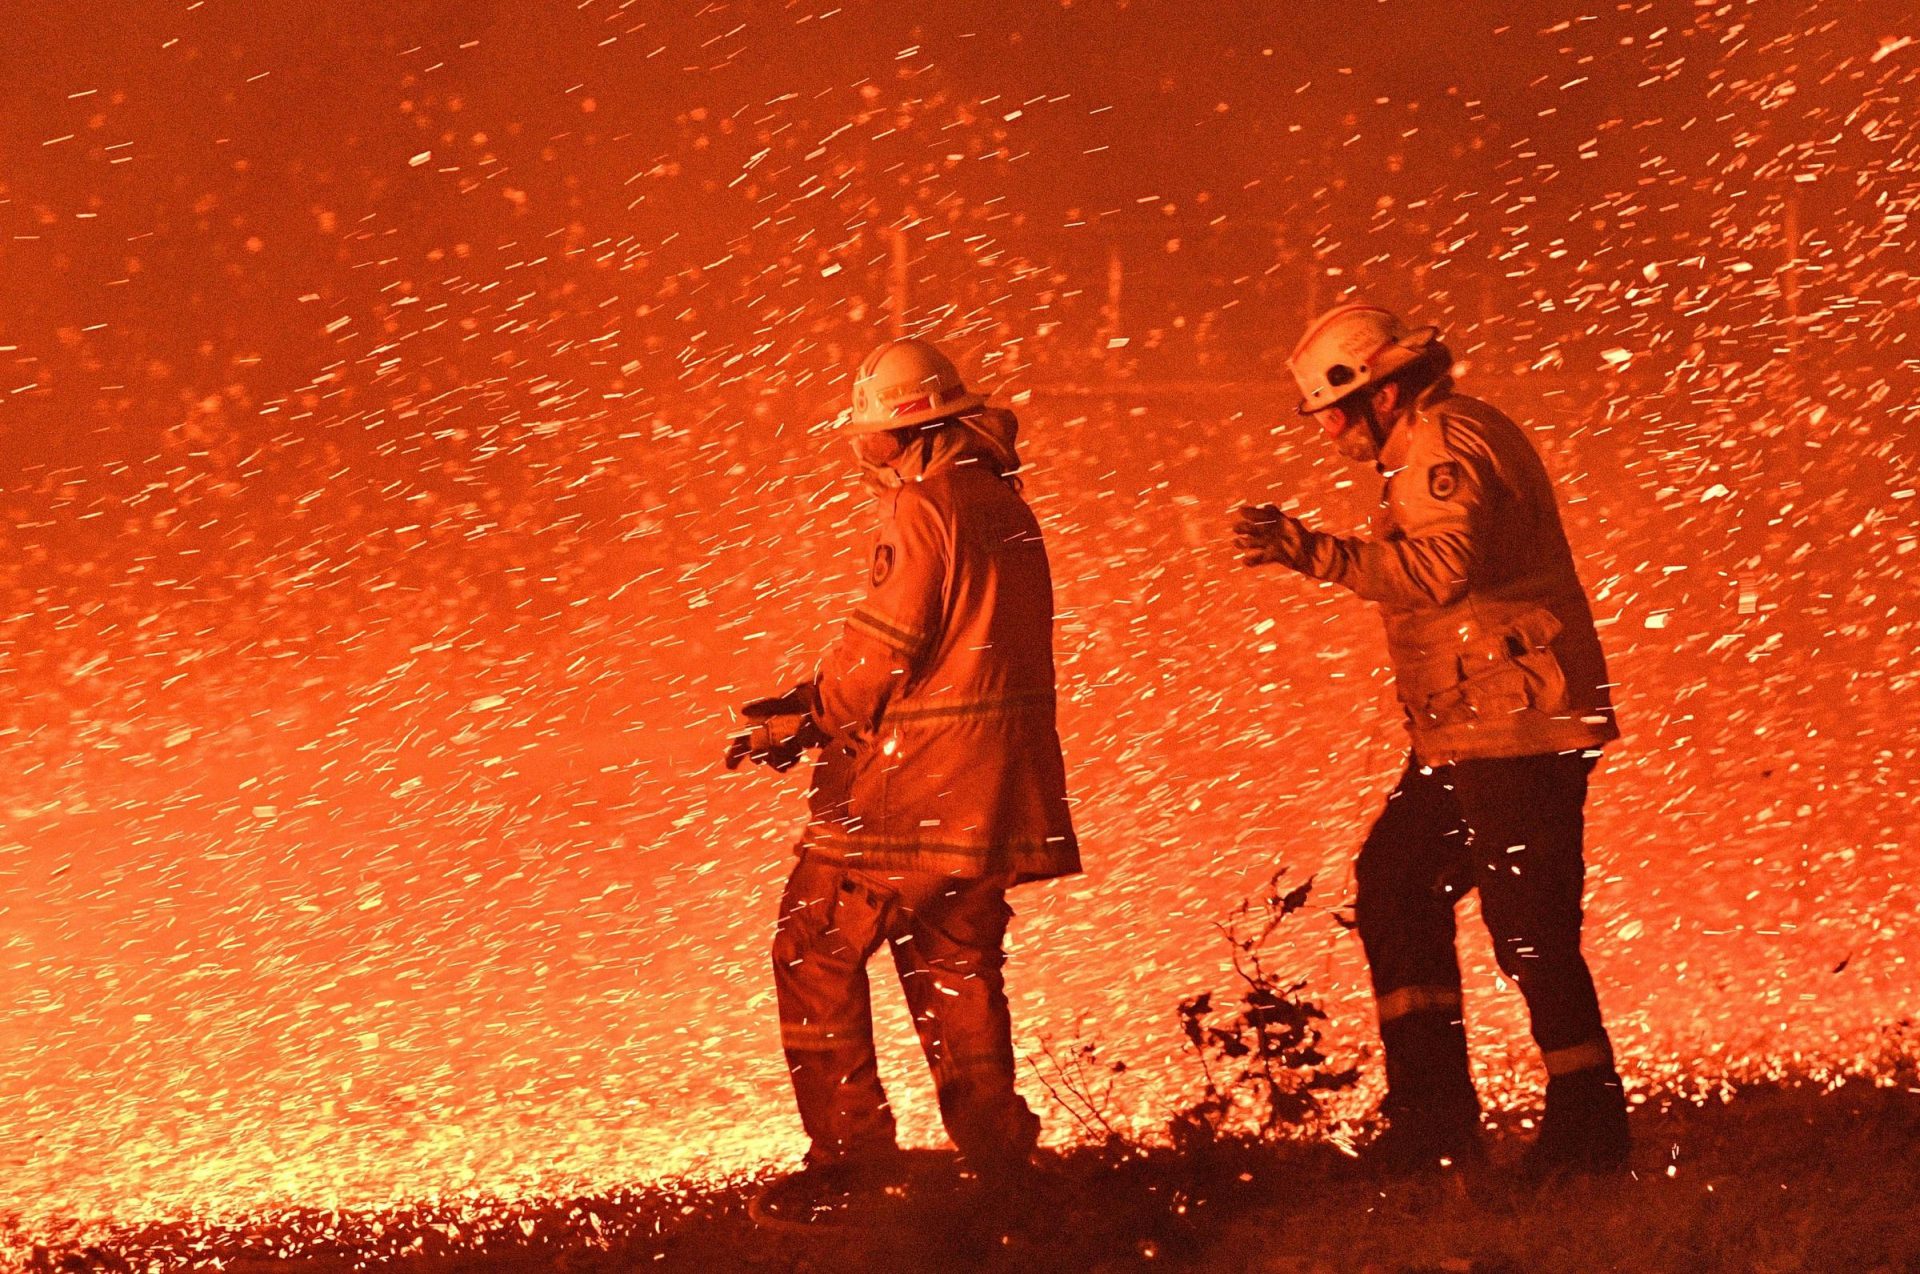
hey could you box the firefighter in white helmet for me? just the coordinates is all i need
[1232,302,1630,1178]
[733,337,1079,1222]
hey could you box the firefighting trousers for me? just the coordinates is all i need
[1355,752,1618,1125]
[771,854,1040,1168]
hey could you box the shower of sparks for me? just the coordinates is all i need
[0,0,1916,1260]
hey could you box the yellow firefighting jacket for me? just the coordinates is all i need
[803,414,1080,883]
[1291,389,1620,764]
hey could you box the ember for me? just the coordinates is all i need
[0,0,1913,1259]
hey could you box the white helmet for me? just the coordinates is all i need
[1288,303,1439,415]
[848,338,985,435]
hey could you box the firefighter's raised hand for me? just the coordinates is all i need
[1233,503,1311,570]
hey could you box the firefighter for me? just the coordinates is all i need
[1232,302,1631,1177]
[733,337,1079,1222]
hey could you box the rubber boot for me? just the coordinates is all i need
[944,1084,1042,1188]
[1520,1068,1631,1179]
[1363,1011,1484,1175]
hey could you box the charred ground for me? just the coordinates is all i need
[23,1075,1920,1274]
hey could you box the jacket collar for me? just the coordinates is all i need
[1375,383,1454,474]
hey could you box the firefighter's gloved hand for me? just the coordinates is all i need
[1233,503,1312,571]
[723,685,825,773]
[740,685,814,724]
[723,722,808,772]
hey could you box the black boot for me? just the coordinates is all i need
[944,1085,1041,1189]
[1519,1069,1630,1180]
[750,1151,912,1228]
[1361,1011,1483,1177]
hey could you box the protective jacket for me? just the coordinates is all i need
[804,409,1079,883]
[1288,389,1619,763]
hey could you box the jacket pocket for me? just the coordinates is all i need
[1504,607,1569,715]
[831,870,899,956]
[1413,607,1568,728]
[1423,658,1530,727]
[807,740,863,826]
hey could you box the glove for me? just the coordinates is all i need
[1232,503,1313,571]
[723,684,827,773]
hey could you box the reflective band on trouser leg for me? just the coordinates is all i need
[770,858,896,1162]
[891,875,1033,1167]
[777,1018,897,1161]
[1377,995,1478,1128]
[779,1019,860,1052]
[1542,1039,1613,1077]
[1376,984,1464,1026]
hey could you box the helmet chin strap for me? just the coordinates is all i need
[856,429,936,493]
[1359,393,1391,453]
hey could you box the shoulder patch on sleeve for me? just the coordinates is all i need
[1435,409,1498,462]
[870,542,895,587]
[1428,461,1462,501]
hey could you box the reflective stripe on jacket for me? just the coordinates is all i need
[804,448,1079,883]
[1293,391,1620,764]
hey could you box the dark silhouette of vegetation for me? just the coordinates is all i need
[1171,869,1360,1147]
[1022,1036,1129,1148]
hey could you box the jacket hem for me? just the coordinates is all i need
[1411,720,1619,766]
[800,833,1082,884]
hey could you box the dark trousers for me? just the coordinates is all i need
[771,855,1040,1169]
[1356,752,1618,1127]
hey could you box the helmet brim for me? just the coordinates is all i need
[846,391,987,434]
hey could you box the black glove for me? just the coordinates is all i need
[723,684,826,773]
[1232,503,1312,570]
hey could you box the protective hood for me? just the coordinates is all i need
[954,406,1022,475]
[860,406,1023,494]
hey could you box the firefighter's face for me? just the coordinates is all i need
[852,428,908,469]
[1316,400,1380,463]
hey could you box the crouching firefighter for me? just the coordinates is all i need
[728,337,1079,1220]
[1231,302,1632,1178]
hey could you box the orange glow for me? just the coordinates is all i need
[0,1,1915,1260]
